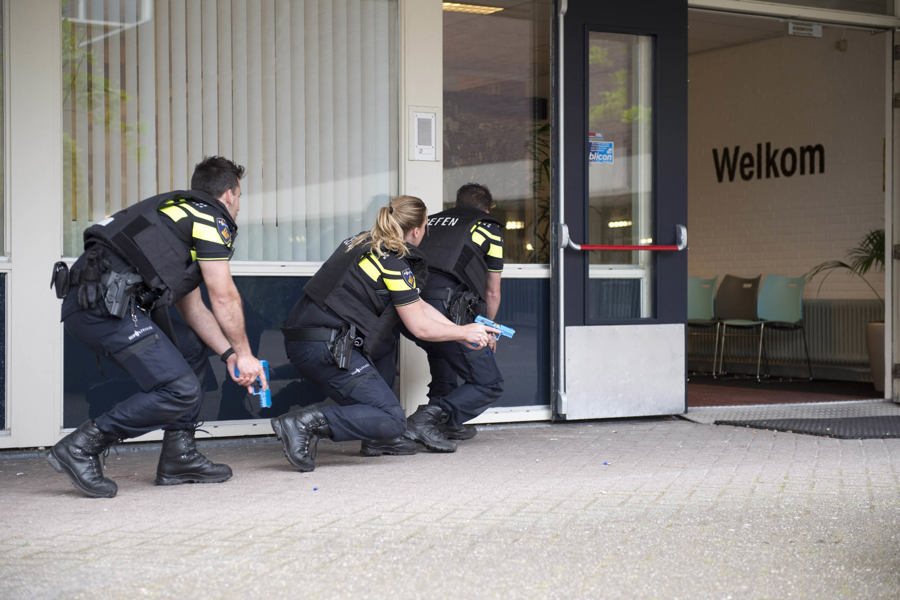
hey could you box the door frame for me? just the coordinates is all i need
[552,0,688,419]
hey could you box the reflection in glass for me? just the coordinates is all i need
[587,32,654,319]
[60,0,398,262]
[443,0,553,264]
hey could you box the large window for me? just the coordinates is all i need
[443,0,552,264]
[61,0,398,261]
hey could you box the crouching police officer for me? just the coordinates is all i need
[402,183,505,453]
[273,195,498,472]
[48,156,267,498]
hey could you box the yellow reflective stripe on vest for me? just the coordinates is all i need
[160,200,228,248]
[358,254,382,282]
[159,204,190,222]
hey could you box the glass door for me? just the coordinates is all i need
[554,0,688,420]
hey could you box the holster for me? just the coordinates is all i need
[329,324,364,370]
[448,291,481,325]
[101,270,145,318]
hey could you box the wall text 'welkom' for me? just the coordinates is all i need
[712,142,824,183]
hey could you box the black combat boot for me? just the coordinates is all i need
[438,420,478,441]
[155,429,233,485]
[403,405,456,453]
[47,420,119,498]
[270,408,332,472]
[360,435,418,457]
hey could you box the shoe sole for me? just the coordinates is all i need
[156,474,231,485]
[47,451,117,498]
[360,447,417,457]
[271,418,316,472]
[405,433,456,453]
[443,431,477,441]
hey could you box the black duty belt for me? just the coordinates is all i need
[421,287,454,302]
[282,327,338,342]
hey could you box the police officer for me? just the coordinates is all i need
[48,156,268,498]
[273,195,498,472]
[402,183,505,453]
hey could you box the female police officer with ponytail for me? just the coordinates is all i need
[273,195,497,472]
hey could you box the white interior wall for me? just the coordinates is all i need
[688,25,888,299]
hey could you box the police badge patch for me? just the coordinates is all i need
[401,268,415,288]
[216,218,232,245]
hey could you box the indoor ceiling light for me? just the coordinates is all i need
[607,220,632,229]
[442,3,503,15]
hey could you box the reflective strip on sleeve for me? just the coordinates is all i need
[193,222,226,245]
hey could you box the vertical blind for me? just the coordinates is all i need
[62,0,398,261]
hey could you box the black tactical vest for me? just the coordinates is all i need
[83,189,236,307]
[303,236,426,356]
[418,206,500,300]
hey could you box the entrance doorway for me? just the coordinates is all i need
[685,9,890,406]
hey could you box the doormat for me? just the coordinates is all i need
[714,416,900,439]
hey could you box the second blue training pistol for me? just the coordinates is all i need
[475,315,515,340]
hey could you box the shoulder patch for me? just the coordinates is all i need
[216,218,233,245]
[401,268,416,288]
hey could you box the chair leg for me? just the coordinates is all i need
[717,324,728,377]
[755,323,765,382]
[712,322,721,378]
[801,326,813,381]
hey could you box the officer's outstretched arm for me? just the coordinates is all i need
[397,299,497,349]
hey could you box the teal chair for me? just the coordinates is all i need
[714,274,762,379]
[687,275,719,376]
[757,274,813,380]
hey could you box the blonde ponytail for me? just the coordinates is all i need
[349,195,427,257]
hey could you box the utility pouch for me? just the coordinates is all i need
[50,262,70,299]
[330,324,357,370]
[75,247,110,311]
[101,270,145,318]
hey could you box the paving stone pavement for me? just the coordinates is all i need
[1,410,898,599]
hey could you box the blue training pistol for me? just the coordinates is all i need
[475,315,515,340]
[234,360,271,408]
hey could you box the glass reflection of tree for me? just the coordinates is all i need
[62,5,145,254]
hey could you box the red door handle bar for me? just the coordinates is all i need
[559,224,687,252]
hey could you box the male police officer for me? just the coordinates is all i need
[403,183,505,452]
[48,156,267,498]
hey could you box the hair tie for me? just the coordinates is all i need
[388,205,394,214]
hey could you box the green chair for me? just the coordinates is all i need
[757,274,813,380]
[714,274,762,379]
[687,275,719,376]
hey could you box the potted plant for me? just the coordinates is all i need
[808,228,885,392]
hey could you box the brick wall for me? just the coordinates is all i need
[687,26,887,300]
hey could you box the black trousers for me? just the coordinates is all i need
[416,297,504,426]
[284,339,406,442]
[62,294,208,439]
